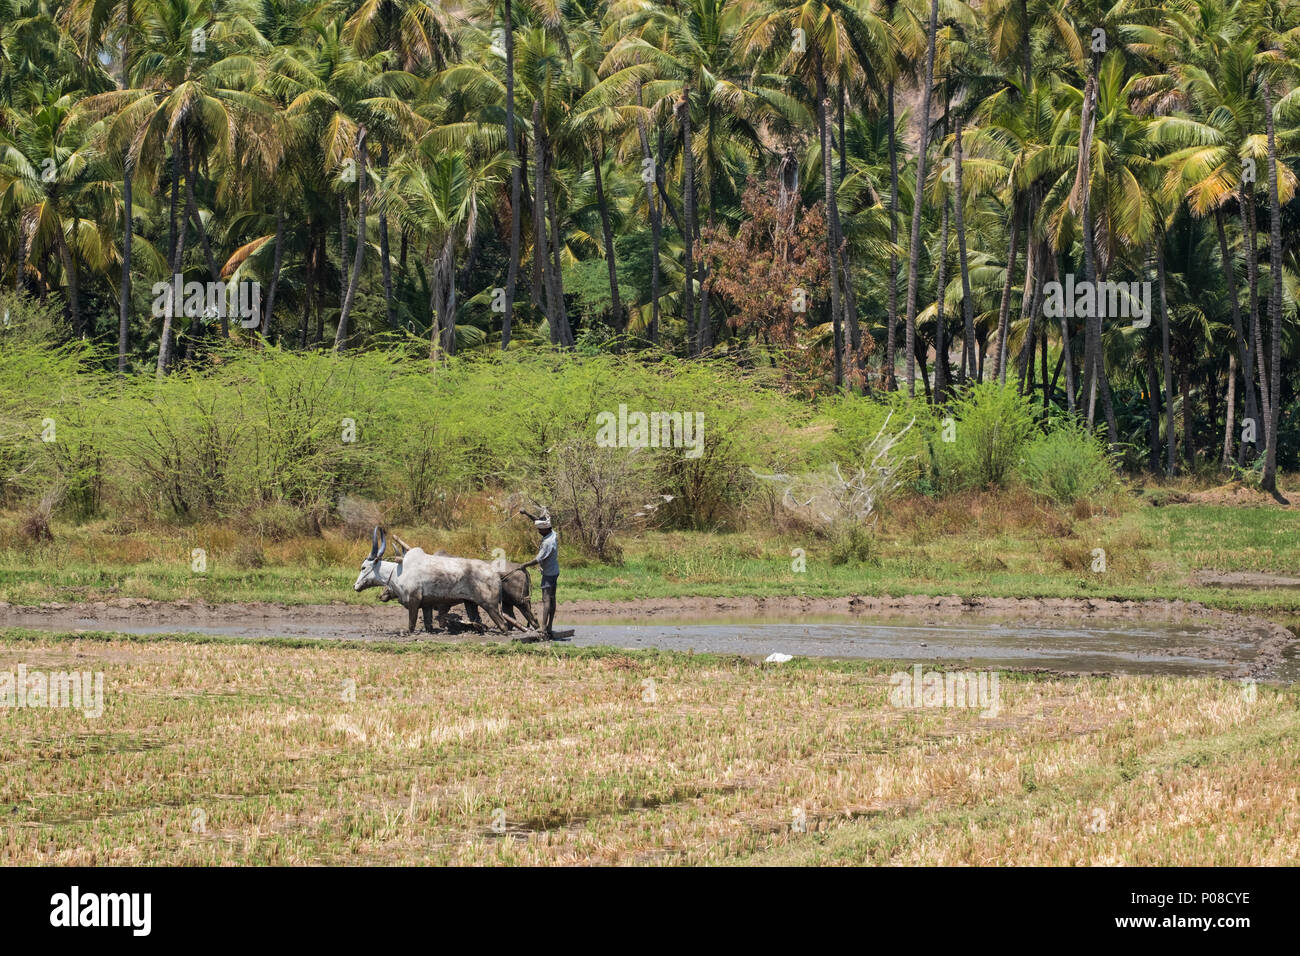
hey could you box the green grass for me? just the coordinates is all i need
[3,497,1299,616]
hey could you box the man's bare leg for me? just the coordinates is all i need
[542,588,556,638]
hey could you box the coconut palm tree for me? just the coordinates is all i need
[0,90,118,337]
[340,0,457,330]
[741,0,889,387]
[1145,0,1285,465]
[61,0,141,370]
[78,0,275,371]
[602,0,803,351]
[388,143,508,356]
[277,14,419,350]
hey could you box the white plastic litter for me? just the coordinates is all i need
[764,653,794,664]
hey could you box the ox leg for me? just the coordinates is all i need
[422,605,435,633]
[479,602,512,634]
[498,602,524,632]
[407,605,418,633]
[463,603,484,632]
[515,599,539,631]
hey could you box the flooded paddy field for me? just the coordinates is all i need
[3,595,1294,682]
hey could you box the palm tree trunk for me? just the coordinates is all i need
[836,232,861,383]
[502,0,520,349]
[993,199,1021,383]
[378,139,394,330]
[838,88,847,182]
[678,89,698,354]
[1076,50,1100,419]
[1040,321,1049,408]
[1157,242,1175,474]
[953,118,976,383]
[816,70,843,389]
[335,127,368,351]
[158,144,184,375]
[531,101,558,343]
[933,83,951,400]
[166,145,179,272]
[1145,328,1161,470]
[1020,0,1032,85]
[824,139,859,382]
[1017,240,1046,392]
[546,167,573,347]
[1051,253,1075,411]
[915,337,932,401]
[432,232,457,357]
[157,139,191,375]
[1237,193,1268,460]
[1214,207,1256,460]
[118,4,132,371]
[636,92,662,344]
[427,251,443,359]
[885,82,898,390]
[314,230,326,346]
[1094,301,1118,451]
[312,228,325,345]
[118,156,133,372]
[300,220,315,349]
[591,142,623,332]
[903,0,940,396]
[185,147,220,324]
[698,248,712,352]
[522,142,543,314]
[339,191,350,292]
[262,202,285,344]
[1222,349,1237,470]
[697,165,713,354]
[935,191,949,401]
[57,227,82,338]
[1242,194,1271,440]
[1260,82,1287,500]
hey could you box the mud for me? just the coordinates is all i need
[1189,570,1300,589]
[1185,483,1298,507]
[1,594,1294,682]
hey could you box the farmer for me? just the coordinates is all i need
[520,513,559,639]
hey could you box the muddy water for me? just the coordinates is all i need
[2,602,1291,681]
[567,614,1263,678]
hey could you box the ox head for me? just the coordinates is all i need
[353,526,388,591]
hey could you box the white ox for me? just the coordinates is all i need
[353,527,514,633]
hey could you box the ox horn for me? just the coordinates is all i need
[369,526,380,560]
[377,527,388,560]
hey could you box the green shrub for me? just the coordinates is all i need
[933,383,1037,491]
[0,293,99,508]
[231,540,267,569]
[534,436,654,562]
[1018,420,1119,504]
[246,502,312,541]
[828,522,876,565]
[815,392,935,483]
[1230,457,1265,491]
[5,341,1083,533]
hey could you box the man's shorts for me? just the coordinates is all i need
[541,574,559,591]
